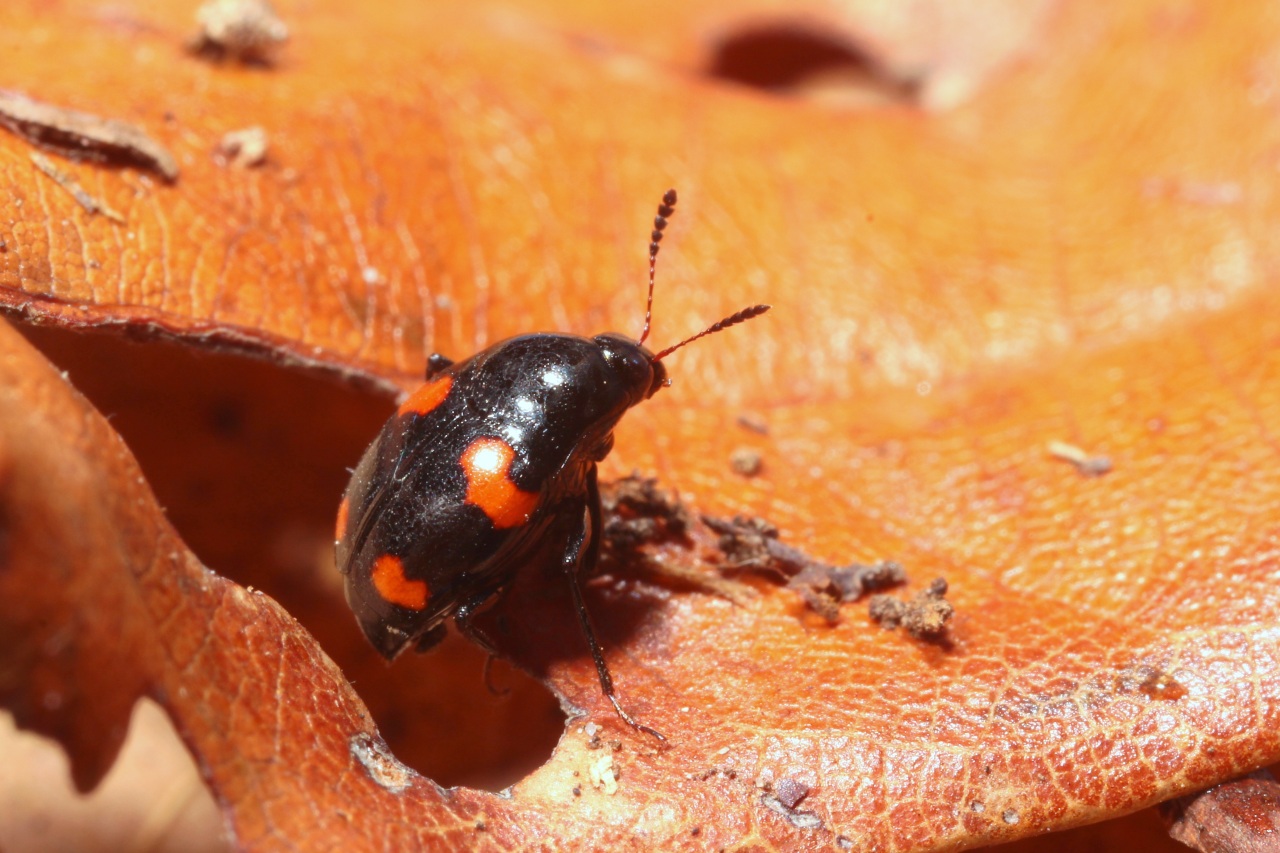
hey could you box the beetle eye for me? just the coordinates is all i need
[594,333,658,404]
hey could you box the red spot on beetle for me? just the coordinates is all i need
[371,554,429,610]
[460,437,539,529]
[397,374,453,418]
[335,497,350,543]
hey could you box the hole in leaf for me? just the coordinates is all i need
[707,24,919,105]
[17,325,564,791]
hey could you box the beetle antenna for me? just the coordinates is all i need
[652,304,771,362]
[639,188,677,346]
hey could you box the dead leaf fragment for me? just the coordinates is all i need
[1160,770,1280,853]
[0,90,177,181]
[3,0,1280,850]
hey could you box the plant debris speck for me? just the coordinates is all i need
[1047,440,1112,477]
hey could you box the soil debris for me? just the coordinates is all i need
[600,475,753,605]
[868,578,953,641]
[703,514,905,622]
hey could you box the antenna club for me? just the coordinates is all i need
[640,188,680,346]
[652,304,771,362]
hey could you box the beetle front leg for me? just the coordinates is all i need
[562,467,665,742]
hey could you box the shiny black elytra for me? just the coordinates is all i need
[335,189,769,740]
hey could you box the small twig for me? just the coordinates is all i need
[1047,440,1113,477]
[30,153,126,223]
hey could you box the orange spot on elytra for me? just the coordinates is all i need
[397,375,453,418]
[461,437,539,529]
[371,554,429,611]
[335,497,350,543]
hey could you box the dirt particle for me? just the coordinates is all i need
[729,446,764,477]
[775,777,811,809]
[868,577,953,642]
[194,0,288,62]
[1139,670,1188,701]
[589,753,619,795]
[736,411,769,434]
[1114,665,1188,701]
[214,126,268,168]
[0,89,178,181]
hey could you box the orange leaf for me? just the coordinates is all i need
[2,0,1280,850]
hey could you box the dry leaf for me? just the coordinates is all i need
[2,0,1280,850]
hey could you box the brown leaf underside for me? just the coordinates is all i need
[2,0,1280,851]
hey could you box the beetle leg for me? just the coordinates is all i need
[563,467,665,741]
[412,622,449,653]
[425,353,454,380]
[453,598,500,656]
[452,602,512,695]
[480,653,511,696]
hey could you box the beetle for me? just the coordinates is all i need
[335,189,768,739]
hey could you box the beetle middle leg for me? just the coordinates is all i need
[562,467,665,741]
